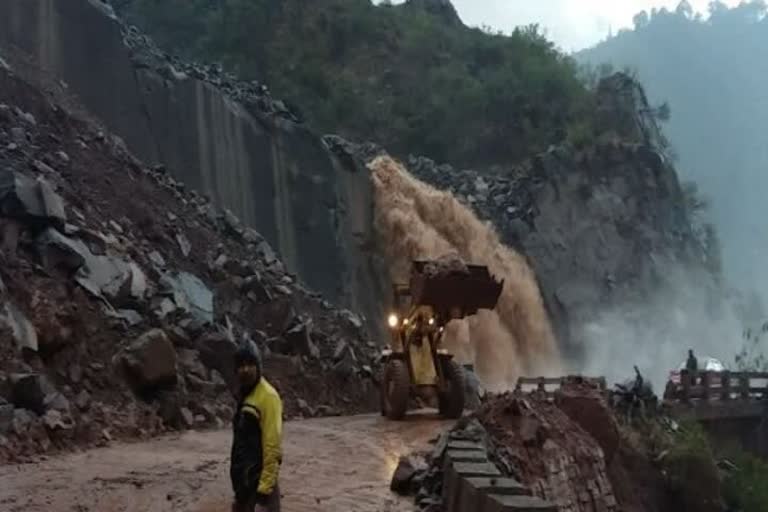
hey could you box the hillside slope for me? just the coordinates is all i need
[577,1,768,308]
[0,64,377,463]
[115,0,595,167]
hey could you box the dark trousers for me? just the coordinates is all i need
[232,485,281,512]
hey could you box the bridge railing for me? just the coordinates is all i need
[665,370,768,403]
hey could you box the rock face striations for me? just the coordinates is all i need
[0,0,385,332]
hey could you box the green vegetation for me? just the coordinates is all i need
[662,421,723,512]
[723,450,768,512]
[577,0,768,299]
[115,0,595,167]
[657,420,768,512]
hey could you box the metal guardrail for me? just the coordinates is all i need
[514,376,607,397]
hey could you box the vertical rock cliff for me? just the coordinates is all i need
[0,0,385,332]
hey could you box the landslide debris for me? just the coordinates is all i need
[0,66,378,463]
[403,378,726,512]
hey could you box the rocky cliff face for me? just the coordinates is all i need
[403,141,702,355]
[401,0,464,26]
[0,0,384,334]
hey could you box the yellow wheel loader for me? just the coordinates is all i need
[379,259,504,420]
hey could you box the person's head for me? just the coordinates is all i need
[689,349,694,357]
[234,340,262,394]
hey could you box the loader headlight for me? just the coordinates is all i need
[387,313,399,328]
[428,317,435,326]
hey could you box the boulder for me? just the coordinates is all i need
[339,309,363,329]
[0,171,66,227]
[1,302,38,353]
[179,407,194,429]
[128,262,148,300]
[72,243,135,300]
[112,309,144,326]
[148,250,166,268]
[118,329,177,392]
[242,274,272,303]
[296,398,314,417]
[222,208,242,237]
[12,408,35,435]
[151,297,177,318]
[243,228,263,244]
[283,316,319,359]
[9,373,56,415]
[332,341,358,378]
[255,241,277,264]
[177,348,208,381]
[156,393,186,429]
[176,233,191,257]
[0,219,21,259]
[35,228,87,272]
[0,398,12,434]
[43,409,73,431]
[160,272,213,324]
[390,456,418,495]
[166,325,192,347]
[197,332,238,385]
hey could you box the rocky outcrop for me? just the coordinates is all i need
[0,0,385,334]
[401,0,464,26]
[333,74,710,358]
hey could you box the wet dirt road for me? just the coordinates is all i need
[0,411,450,512]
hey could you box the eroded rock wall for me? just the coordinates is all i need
[0,0,383,332]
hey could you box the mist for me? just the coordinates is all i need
[571,261,744,391]
[369,155,562,391]
[577,2,768,317]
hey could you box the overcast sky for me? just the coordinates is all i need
[380,0,743,51]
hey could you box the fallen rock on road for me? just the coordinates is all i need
[0,63,380,463]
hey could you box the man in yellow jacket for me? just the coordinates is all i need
[230,340,283,512]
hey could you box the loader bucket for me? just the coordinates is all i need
[409,260,503,318]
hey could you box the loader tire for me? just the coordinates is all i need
[382,360,410,420]
[438,359,465,419]
[378,367,387,416]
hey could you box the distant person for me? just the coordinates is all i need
[632,365,644,394]
[686,349,699,384]
[230,341,283,512]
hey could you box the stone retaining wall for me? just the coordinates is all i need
[440,437,558,512]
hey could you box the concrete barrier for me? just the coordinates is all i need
[441,434,559,512]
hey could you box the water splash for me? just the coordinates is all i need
[369,156,562,390]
